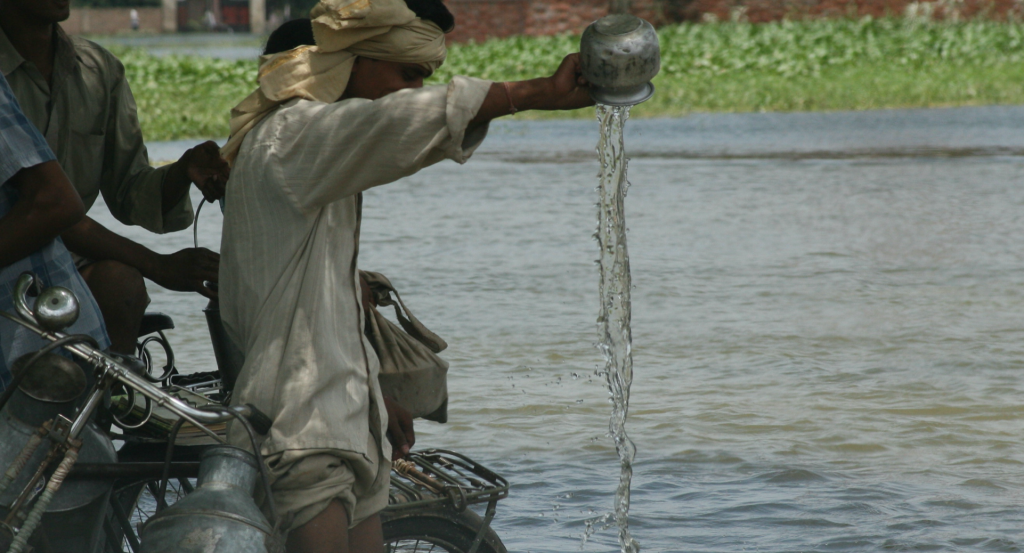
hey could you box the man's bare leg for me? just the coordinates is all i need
[286,500,383,553]
[79,260,148,354]
[349,512,384,553]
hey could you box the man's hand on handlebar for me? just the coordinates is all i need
[384,396,415,461]
[144,247,220,299]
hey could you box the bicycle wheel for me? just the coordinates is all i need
[382,509,507,553]
[106,478,195,553]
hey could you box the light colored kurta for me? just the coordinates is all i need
[220,76,492,459]
[0,26,192,233]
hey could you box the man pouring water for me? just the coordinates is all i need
[218,0,593,551]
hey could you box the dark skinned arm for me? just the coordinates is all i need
[0,161,85,268]
[159,140,231,209]
[61,217,220,299]
[384,396,415,460]
[470,53,595,127]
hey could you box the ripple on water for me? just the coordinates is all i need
[765,468,829,484]
[92,111,1024,551]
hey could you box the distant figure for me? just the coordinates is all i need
[129,8,139,31]
[204,9,216,31]
[267,12,283,33]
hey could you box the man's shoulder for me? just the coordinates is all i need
[68,35,127,80]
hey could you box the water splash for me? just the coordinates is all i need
[583,104,640,553]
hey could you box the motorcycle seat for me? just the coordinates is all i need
[139,313,175,337]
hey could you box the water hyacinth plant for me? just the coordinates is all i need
[116,18,1024,140]
[114,46,256,141]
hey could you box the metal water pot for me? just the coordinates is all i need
[140,445,281,553]
[580,14,661,106]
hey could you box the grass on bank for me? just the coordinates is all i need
[118,18,1024,141]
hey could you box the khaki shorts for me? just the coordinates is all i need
[257,433,391,534]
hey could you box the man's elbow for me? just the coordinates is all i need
[50,193,86,230]
[21,161,86,232]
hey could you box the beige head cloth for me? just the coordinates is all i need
[221,0,447,164]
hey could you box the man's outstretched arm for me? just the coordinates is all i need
[471,53,594,126]
[0,161,84,268]
[61,217,220,299]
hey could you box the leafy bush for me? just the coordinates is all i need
[119,19,1024,140]
[435,18,1024,81]
[115,47,257,140]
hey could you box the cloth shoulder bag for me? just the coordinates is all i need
[361,270,449,423]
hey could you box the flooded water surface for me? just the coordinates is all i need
[95,107,1024,552]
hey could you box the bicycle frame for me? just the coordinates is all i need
[1,272,511,553]
[0,273,258,553]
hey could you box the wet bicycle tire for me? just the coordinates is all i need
[104,478,194,552]
[382,508,507,553]
[106,481,508,553]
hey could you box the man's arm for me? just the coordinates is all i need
[100,67,228,233]
[160,141,231,208]
[267,53,592,213]
[0,161,84,267]
[471,53,594,126]
[61,217,220,299]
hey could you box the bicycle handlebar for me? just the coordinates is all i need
[3,273,273,442]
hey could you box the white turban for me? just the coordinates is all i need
[221,0,447,164]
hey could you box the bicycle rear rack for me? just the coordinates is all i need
[386,449,509,553]
[386,449,508,513]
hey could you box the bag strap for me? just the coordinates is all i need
[360,270,448,353]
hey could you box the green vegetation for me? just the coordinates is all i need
[119,18,1024,141]
[437,18,1024,119]
[114,47,255,141]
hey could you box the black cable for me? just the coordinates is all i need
[154,407,278,529]
[193,198,207,249]
[211,406,279,528]
[155,418,185,513]
[0,333,100,414]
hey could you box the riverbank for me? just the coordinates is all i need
[117,18,1024,141]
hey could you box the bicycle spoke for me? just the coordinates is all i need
[386,538,451,553]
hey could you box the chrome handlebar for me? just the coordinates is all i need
[12,272,38,323]
[4,273,261,443]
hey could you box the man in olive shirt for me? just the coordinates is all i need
[0,0,229,353]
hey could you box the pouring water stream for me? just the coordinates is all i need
[577,14,658,551]
[584,104,640,553]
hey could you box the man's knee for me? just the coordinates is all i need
[81,260,150,313]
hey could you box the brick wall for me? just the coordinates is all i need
[446,0,529,42]
[64,0,1021,41]
[673,0,1019,22]
[446,0,1018,43]
[447,0,698,43]
[64,7,163,35]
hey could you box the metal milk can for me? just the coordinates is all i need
[580,14,662,106]
[0,352,117,553]
[140,445,282,553]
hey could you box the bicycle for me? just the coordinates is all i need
[0,273,509,553]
